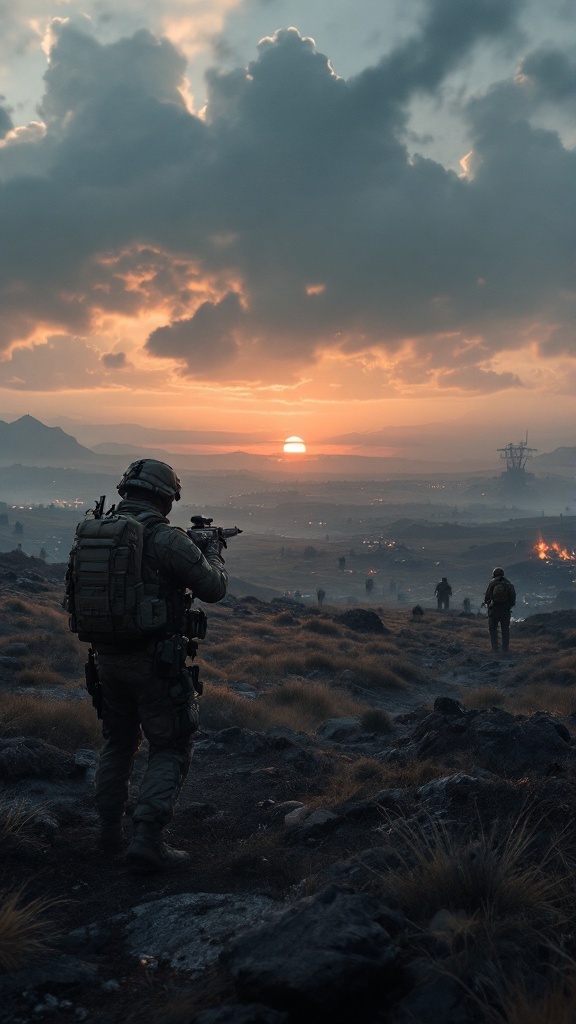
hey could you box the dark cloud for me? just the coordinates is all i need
[0,101,13,139]
[146,292,242,372]
[0,6,574,394]
[519,47,576,101]
[101,351,130,368]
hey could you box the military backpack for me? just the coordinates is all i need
[64,511,168,644]
[491,579,514,605]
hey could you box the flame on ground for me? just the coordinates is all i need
[534,540,576,561]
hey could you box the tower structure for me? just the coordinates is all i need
[497,435,537,489]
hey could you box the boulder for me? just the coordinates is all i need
[0,737,76,781]
[407,705,574,776]
[224,885,401,1020]
[316,718,361,743]
[334,609,389,634]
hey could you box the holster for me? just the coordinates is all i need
[154,635,187,679]
[85,647,103,720]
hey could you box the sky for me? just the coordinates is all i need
[0,0,574,458]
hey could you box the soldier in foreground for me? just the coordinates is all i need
[64,459,228,872]
[434,576,452,609]
[482,567,516,654]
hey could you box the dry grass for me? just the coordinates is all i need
[489,973,576,1024]
[201,679,366,734]
[0,692,101,750]
[382,814,569,925]
[0,800,48,853]
[508,683,576,717]
[460,686,506,709]
[0,888,58,972]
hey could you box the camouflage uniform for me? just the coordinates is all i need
[434,578,452,610]
[92,496,227,833]
[484,569,516,653]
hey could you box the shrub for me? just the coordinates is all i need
[360,707,394,734]
[382,815,568,924]
[0,889,57,972]
[0,800,47,853]
[0,693,101,750]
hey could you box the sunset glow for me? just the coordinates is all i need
[0,4,571,458]
[283,436,307,455]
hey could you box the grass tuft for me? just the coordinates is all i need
[0,889,57,972]
[382,814,568,924]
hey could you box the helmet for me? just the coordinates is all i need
[117,459,181,502]
[492,567,505,577]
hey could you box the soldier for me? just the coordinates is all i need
[434,576,452,609]
[483,567,516,654]
[65,460,227,872]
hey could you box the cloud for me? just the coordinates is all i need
[100,351,130,369]
[0,11,574,396]
[146,292,243,372]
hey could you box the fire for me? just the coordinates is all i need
[534,540,576,561]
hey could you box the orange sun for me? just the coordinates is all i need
[283,435,307,454]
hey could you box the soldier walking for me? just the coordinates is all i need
[434,577,452,610]
[482,567,516,654]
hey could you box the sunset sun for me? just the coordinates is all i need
[283,436,307,455]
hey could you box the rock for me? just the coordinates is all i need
[284,806,310,827]
[0,738,76,782]
[316,718,361,743]
[334,789,406,822]
[193,1005,288,1024]
[334,609,389,634]
[224,885,401,1020]
[122,893,278,974]
[417,773,487,808]
[298,809,339,836]
[407,706,574,777]
[0,655,20,670]
[433,697,465,716]
[0,956,98,997]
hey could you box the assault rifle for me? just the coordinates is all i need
[88,496,116,520]
[187,515,243,550]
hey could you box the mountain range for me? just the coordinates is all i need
[0,414,573,479]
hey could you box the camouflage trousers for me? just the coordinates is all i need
[93,647,199,827]
[488,607,511,652]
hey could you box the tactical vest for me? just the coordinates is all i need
[64,511,177,645]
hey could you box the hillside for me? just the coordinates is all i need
[0,416,95,466]
[1,554,576,1022]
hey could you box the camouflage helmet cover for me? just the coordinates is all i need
[492,567,505,577]
[117,459,181,501]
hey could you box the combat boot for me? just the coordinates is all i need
[98,816,125,855]
[127,822,190,873]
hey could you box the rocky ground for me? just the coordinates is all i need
[1,556,576,1024]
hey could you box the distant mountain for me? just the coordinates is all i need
[0,415,95,466]
[533,447,575,470]
[91,441,177,460]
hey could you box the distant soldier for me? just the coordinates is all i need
[482,567,516,654]
[434,577,452,609]
[317,588,326,607]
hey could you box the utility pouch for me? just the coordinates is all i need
[137,596,168,631]
[154,636,185,679]
[187,664,202,697]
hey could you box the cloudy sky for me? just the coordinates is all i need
[0,0,574,456]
